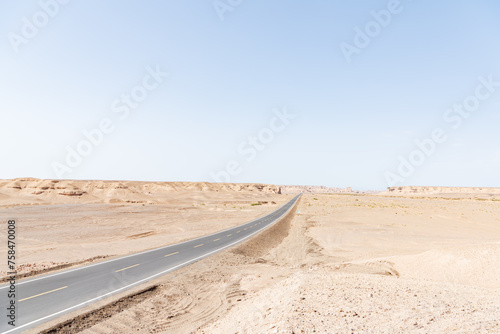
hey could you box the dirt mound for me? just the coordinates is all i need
[231,198,299,259]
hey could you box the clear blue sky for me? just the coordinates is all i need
[1,0,499,190]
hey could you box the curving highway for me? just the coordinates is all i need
[0,194,300,333]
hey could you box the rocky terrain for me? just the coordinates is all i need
[0,178,281,207]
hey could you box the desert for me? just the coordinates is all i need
[0,180,499,333]
[4,2,499,333]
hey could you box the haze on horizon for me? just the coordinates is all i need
[1,1,499,190]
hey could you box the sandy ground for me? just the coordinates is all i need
[1,181,499,333]
[200,194,500,333]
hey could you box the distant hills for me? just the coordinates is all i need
[279,185,354,194]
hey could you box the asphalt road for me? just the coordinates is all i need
[0,194,300,333]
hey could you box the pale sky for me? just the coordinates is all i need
[1,1,499,190]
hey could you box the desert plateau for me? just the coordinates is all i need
[0,179,498,333]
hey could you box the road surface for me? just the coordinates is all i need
[0,194,300,333]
